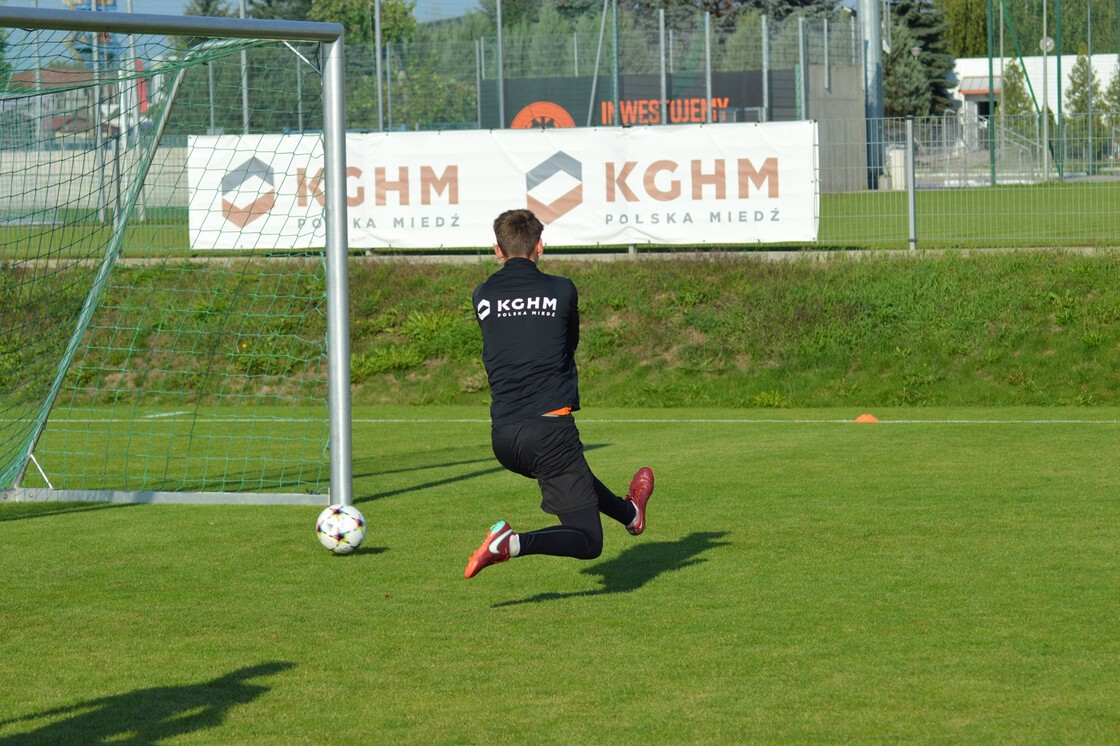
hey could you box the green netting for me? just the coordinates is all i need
[1,21,330,496]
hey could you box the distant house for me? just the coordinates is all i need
[951,54,1120,117]
[9,66,107,137]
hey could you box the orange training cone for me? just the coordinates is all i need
[854,414,879,423]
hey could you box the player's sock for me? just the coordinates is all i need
[592,476,636,526]
[509,533,521,558]
[625,503,640,530]
[518,525,601,560]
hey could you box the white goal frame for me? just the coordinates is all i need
[0,7,353,507]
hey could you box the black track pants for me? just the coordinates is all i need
[517,478,636,560]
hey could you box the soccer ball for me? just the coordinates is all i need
[316,504,367,554]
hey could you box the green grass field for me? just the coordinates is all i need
[5,180,1120,257]
[3,405,1120,743]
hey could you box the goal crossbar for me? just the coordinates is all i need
[0,6,344,43]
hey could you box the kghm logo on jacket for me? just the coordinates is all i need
[477,296,558,320]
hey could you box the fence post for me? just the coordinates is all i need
[587,0,609,126]
[659,9,667,125]
[386,43,393,130]
[296,56,304,133]
[824,18,830,92]
[907,117,918,250]
[239,0,249,134]
[798,17,808,120]
[207,62,216,133]
[612,0,620,127]
[761,15,769,122]
[374,0,383,131]
[496,0,505,128]
[704,12,713,123]
[860,0,884,189]
[943,110,950,184]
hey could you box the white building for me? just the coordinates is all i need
[951,53,1120,117]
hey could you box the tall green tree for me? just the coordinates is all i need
[883,23,932,115]
[185,0,232,17]
[612,0,840,30]
[551,0,598,21]
[0,31,12,94]
[1102,69,1120,127]
[941,0,987,57]
[891,0,956,114]
[999,58,1034,116]
[389,59,475,127]
[309,0,417,44]
[999,0,1120,64]
[249,0,314,21]
[414,9,492,43]
[619,0,705,32]
[478,0,541,27]
[697,0,839,23]
[1064,44,1106,168]
[1064,44,1102,115]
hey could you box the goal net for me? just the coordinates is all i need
[0,8,352,505]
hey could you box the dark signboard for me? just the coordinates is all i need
[480,70,795,129]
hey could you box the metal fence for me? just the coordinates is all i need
[823,113,1120,250]
[6,7,1120,251]
[5,112,1120,251]
[347,15,860,131]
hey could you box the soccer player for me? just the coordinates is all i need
[465,208,654,579]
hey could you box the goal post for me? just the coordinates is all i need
[0,7,352,506]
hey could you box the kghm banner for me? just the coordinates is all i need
[188,122,819,249]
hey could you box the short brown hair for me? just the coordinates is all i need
[493,209,543,258]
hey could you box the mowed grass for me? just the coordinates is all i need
[820,180,1120,249]
[3,405,1120,743]
[4,179,1120,257]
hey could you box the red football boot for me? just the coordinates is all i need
[464,520,515,578]
[626,467,655,536]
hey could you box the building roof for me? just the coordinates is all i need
[959,75,1001,96]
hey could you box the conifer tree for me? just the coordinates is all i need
[999,59,1034,117]
[883,23,931,116]
[1102,69,1120,128]
[1064,45,1105,169]
[1065,45,1102,116]
[890,0,955,114]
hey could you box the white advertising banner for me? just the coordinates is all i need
[188,133,325,251]
[188,122,818,250]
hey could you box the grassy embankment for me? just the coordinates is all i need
[8,248,1120,408]
[347,249,1120,408]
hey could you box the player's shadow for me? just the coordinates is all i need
[493,531,730,608]
[354,461,507,504]
[0,661,293,745]
[353,443,609,505]
[0,502,134,523]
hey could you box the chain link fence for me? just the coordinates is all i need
[5,8,1120,251]
[824,113,1120,249]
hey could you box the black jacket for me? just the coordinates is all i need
[473,258,580,425]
